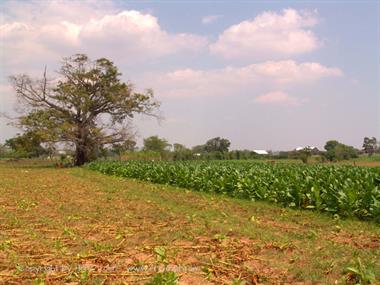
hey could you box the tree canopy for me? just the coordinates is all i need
[143,136,171,154]
[362,137,377,156]
[204,137,231,153]
[9,54,159,165]
[172,143,193,160]
[324,140,358,161]
[5,132,48,158]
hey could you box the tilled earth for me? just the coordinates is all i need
[0,163,379,284]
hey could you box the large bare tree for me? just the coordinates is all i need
[9,54,159,165]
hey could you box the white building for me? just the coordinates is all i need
[253,150,268,155]
[295,146,318,151]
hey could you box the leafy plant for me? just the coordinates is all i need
[154,246,169,265]
[63,227,76,240]
[145,271,179,285]
[87,160,380,222]
[346,258,376,284]
[0,240,12,250]
[33,278,45,285]
[231,278,246,285]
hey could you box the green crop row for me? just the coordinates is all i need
[86,160,380,222]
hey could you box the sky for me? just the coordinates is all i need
[0,0,379,151]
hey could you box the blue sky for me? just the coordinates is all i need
[0,0,379,150]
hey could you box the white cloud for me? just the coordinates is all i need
[0,2,208,75]
[79,11,207,58]
[250,60,342,84]
[143,60,342,99]
[210,8,320,59]
[202,14,223,24]
[254,91,298,105]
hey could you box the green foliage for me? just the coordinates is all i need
[204,137,231,153]
[55,155,73,168]
[355,154,380,162]
[33,278,45,285]
[335,144,358,160]
[172,143,193,161]
[154,246,169,265]
[231,279,246,285]
[192,144,205,154]
[5,132,48,158]
[191,137,231,160]
[123,150,162,161]
[363,137,377,157]
[10,54,159,166]
[111,139,137,156]
[346,258,376,284]
[228,150,260,160]
[296,148,313,164]
[0,143,10,158]
[146,271,179,285]
[77,269,90,283]
[87,160,380,222]
[324,140,358,161]
[143,136,171,155]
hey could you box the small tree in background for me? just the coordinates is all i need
[0,144,8,157]
[297,147,312,164]
[362,137,377,157]
[172,143,193,160]
[324,140,340,161]
[192,145,205,154]
[324,140,358,161]
[111,139,137,158]
[5,132,48,158]
[143,136,171,155]
[204,137,231,153]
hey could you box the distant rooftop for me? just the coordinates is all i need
[253,150,268,155]
[295,146,318,151]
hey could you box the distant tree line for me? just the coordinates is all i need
[1,133,379,164]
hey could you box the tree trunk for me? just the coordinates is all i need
[74,145,87,166]
[74,126,90,166]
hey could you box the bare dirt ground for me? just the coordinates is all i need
[0,164,379,284]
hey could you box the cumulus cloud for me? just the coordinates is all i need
[250,60,342,83]
[79,11,207,58]
[143,60,342,98]
[210,8,320,59]
[0,1,208,75]
[254,91,298,105]
[0,3,343,112]
[202,14,223,24]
